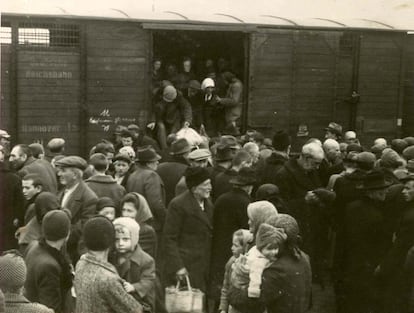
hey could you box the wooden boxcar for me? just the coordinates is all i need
[1,6,413,155]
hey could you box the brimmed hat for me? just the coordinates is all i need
[188,148,211,161]
[127,124,140,131]
[346,143,363,153]
[170,138,191,155]
[219,135,241,150]
[229,167,257,186]
[136,146,161,162]
[0,129,11,139]
[357,170,392,190]
[325,122,343,136]
[55,156,88,170]
[380,149,403,168]
[215,144,233,162]
[185,167,210,189]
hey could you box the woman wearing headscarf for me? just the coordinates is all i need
[246,200,279,244]
[261,214,312,313]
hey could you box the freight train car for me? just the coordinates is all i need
[1,3,413,155]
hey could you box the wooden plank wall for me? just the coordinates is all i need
[0,44,11,131]
[356,32,404,143]
[85,21,149,152]
[16,49,81,154]
[403,35,414,136]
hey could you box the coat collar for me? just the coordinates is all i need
[284,158,320,190]
[85,175,117,184]
[183,190,213,229]
[4,293,31,304]
[80,252,119,275]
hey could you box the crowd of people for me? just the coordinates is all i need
[1,120,414,313]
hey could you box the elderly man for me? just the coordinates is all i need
[344,131,359,145]
[9,144,57,194]
[55,156,98,263]
[319,138,344,186]
[126,146,166,237]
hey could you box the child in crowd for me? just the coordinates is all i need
[113,153,133,187]
[219,229,252,313]
[96,197,117,221]
[120,192,157,259]
[113,217,156,313]
[228,223,287,312]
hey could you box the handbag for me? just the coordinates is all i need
[165,275,204,313]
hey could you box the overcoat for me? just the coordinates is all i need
[162,190,213,292]
[85,174,126,208]
[4,293,54,313]
[156,159,188,206]
[18,157,58,194]
[256,151,288,186]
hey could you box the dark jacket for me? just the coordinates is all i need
[116,245,156,312]
[18,157,58,194]
[154,95,192,126]
[162,190,213,292]
[126,165,166,233]
[0,162,24,251]
[213,168,238,201]
[257,151,289,186]
[24,240,73,313]
[261,250,312,313]
[85,174,126,208]
[58,181,98,262]
[4,293,54,313]
[210,187,250,299]
[156,159,188,206]
[275,158,322,254]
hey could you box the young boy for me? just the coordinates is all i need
[96,197,117,221]
[113,217,156,313]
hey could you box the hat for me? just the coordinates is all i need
[219,135,241,150]
[188,148,211,161]
[256,223,287,251]
[357,170,393,190]
[114,125,128,135]
[0,129,10,139]
[272,130,291,151]
[266,214,300,245]
[404,137,414,146]
[356,152,376,164]
[0,251,27,289]
[95,142,115,154]
[407,159,414,172]
[371,144,386,156]
[89,153,108,168]
[120,129,133,138]
[325,122,343,136]
[229,167,257,186]
[201,78,215,90]
[55,156,88,170]
[29,143,45,157]
[403,146,414,161]
[345,151,359,162]
[400,173,414,183]
[113,217,140,250]
[247,201,278,232]
[163,85,177,102]
[188,80,201,90]
[83,216,115,251]
[215,144,234,162]
[391,139,408,154]
[136,146,161,162]
[185,167,210,189]
[170,138,192,155]
[346,143,363,153]
[114,153,132,164]
[394,169,410,181]
[380,149,403,168]
[47,138,65,150]
[118,146,136,160]
[127,124,140,131]
[42,210,71,241]
[256,184,280,200]
[96,197,116,212]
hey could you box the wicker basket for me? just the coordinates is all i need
[165,275,204,313]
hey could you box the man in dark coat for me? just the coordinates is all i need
[24,210,73,313]
[0,144,25,251]
[208,144,233,185]
[341,170,394,313]
[56,156,98,263]
[156,138,191,206]
[85,153,126,208]
[376,173,414,313]
[9,144,58,194]
[257,130,290,186]
[209,167,256,301]
[162,167,213,292]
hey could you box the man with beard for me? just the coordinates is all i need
[9,144,57,194]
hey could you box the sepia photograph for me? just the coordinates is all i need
[0,0,414,312]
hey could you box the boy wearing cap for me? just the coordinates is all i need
[74,216,143,313]
[24,210,73,313]
[0,250,53,313]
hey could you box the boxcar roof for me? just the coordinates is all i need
[2,0,414,32]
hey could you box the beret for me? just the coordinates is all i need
[55,155,87,170]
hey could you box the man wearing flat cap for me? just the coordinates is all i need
[126,146,166,241]
[339,170,394,313]
[55,156,98,263]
